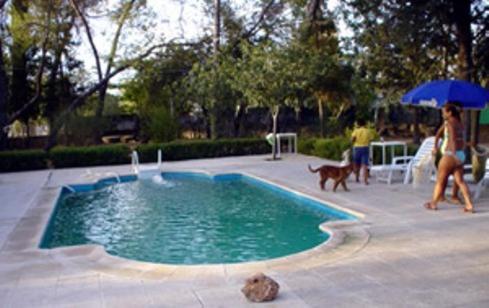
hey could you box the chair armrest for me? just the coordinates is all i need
[392,156,414,165]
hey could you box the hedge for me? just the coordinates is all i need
[297,138,317,156]
[0,137,419,172]
[298,136,351,161]
[299,137,420,163]
[0,149,48,172]
[0,138,270,172]
[136,138,270,163]
[313,137,352,161]
[49,144,131,168]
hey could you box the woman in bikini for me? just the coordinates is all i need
[425,103,474,213]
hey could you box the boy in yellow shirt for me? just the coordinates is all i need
[351,119,374,185]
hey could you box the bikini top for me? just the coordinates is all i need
[441,120,464,154]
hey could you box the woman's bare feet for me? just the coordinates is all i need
[424,202,438,211]
[448,196,464,205]
[439,195,463,205]
[463,206,475,214]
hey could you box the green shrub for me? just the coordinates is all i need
[49,144,131,168]
[0,150,48,172]
[371,142,420,165]
[298,138,317,155]
[312,137,351,161]
[142,106,179,143]
[1,138,270,172]
[136,138,269,163]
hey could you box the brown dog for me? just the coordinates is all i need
[308,150,353,192]
[308,163,354,192]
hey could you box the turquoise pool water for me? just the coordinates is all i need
[40,173,354,264]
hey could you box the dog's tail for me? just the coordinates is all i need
[308,164,320,173]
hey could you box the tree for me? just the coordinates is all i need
[0,0,96,145]
[185,54,242,139]
[45,43,166,150]
[0,0,8,149]
[473,2,489,87]
[452,0,485,144]
[229,42,301,159]
[69,0,154,135]
[3,0,54,132]
[123,45,201,141]
[213,0,221,53]
[9,0,34,127]
[291,2,348,137]
[39,0,82,131]
[342,0,489,144]
[35,0,165,149]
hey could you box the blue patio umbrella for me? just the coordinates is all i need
[401,80,489,109]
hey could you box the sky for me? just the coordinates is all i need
[77,0,346,85]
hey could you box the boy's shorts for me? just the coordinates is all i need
[353,146,369,165]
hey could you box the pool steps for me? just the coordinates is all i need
[81,169,121,183]
[131,150,164,181]
[104,172,121,183]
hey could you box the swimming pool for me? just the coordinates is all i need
[40,172,355,264]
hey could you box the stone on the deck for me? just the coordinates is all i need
[241,272,279,302]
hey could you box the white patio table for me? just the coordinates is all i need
[369,140,408,183]
[276,133,297,157]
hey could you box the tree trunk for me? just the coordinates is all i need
[97,0,136,118]
[10,0,30,123]
[453,0,476,146]
[26,120,32,148]
[10,49,29,121]
[271,106,280,160]
[210,111,217,139]
[96,87,107,117]
[0,0,7,149]
[45,49,62,121]
[318,98,324,138]
[202,106,212,139]
[453,0,473,81]
[169,89,175,118]
[295,106,302,134]
[0,38,8,150]
[214,0,221,53]
[471,110,480,145]
[233,102,245,137]
[93,86,108,144]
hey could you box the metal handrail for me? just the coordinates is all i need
[131,151,140,174]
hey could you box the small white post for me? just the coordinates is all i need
[157,149,162,169]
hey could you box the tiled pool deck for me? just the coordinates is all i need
[1,154,488,307]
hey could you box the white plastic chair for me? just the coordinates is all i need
[473,164,489,200]
[381,136,437,185]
